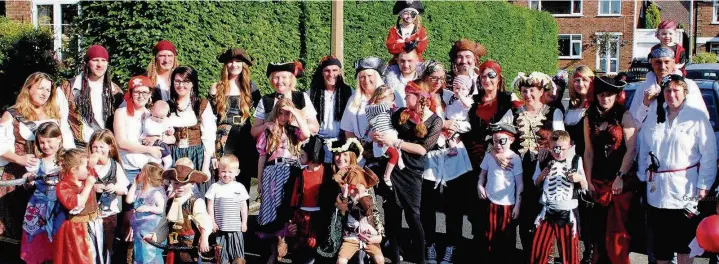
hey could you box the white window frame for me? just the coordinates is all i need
[710,43,719,56]
[713,0,719,23]
[598,0,621,16]
[31,0,80,59]
[528,0,583,17]
[558,34,582,59]
[595,33,622,74]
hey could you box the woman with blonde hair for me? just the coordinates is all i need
[210,48,261,189]
[340,57,387,165]
[0,72,68,261]
[255,97,311,263]
[565,65,595,157]
[251,60,319,139]
[147,40,179,102]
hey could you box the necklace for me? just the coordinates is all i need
[178,100,191,112]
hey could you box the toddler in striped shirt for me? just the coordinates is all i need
[365,85,403,188]
[206,154,250,263]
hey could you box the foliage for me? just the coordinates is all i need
[67,1,558,95]
[646,4,661,29]
[0,17,59,111]
[693,52,719,64]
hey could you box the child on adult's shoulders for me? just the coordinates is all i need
[649,20,687,75]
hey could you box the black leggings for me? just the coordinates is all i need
[420,172,480,247]
[385,192,426,264]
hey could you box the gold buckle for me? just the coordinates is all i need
[232,116,245,125]
[169,232,179,244]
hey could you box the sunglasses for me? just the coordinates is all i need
[552,146,568,154]
[493,137,508,146]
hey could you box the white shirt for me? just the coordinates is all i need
[445,96,471,121]
[306,89,344,139]
[638,103,717,209]
[384,64,424,108]
[55,75,108,145]
[0,119,59,166]
[95,161,129,217]
[205,181,250,231]
[629,71,709,130]
[340,93,371,142]
[481,151,523,205]
[116,107,160,170]
[253,93,318,122]
[156,78,171,101]
[143,117,172,137]
[564,107,587,126]
[166,101,217,156]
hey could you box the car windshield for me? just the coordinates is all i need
[623,89,719,131]
[687,70,719,81]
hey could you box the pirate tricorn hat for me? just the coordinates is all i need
[333,166,380,189]
[162,165,209,183]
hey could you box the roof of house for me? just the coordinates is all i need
[654,0,690,28]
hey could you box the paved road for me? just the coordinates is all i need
[245,185,712,264]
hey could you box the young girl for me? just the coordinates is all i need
[54,148,104,264]
[20,122,67,264]
[256,97,311,263]
[126,162,166,264]
[365,85,402,187]
[88,129,130,263]
[443,74,473,156]
[386,0,428,61]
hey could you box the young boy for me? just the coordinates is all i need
[147,164,212,264]
[142,100,174,169]
[530,130,588,264]
[649,20,687,75]
[205,155,249,264]
[478,122,523,262]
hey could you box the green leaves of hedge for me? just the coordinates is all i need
[71,1,557,96]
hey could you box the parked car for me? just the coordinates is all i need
[627,58,651,82]
[686,63,719,81]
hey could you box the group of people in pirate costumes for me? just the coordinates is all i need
[1,0,718,263]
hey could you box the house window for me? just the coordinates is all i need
[713,0,719,23]
[32,1,80,59]
[598,0,621,15]
[528,0,582,15]
[558,34,582,59]
[596,34,621,74]
[710,43,719,56]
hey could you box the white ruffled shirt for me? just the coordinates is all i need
[0,119,59,166]
[55,75,107,146]
[166,100,217,156]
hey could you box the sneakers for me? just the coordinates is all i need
[426,243,438,264]
[440,245,455,264]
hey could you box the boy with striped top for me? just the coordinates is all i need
[206,155,250,264]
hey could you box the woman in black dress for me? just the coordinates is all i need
[210,48,261,189]
[373,80,442,264]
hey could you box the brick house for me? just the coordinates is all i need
[3,0,79,59]
[512,0,638,74]
[695,0,719,55]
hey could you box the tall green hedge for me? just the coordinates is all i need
[72,1,557,96]
[0,17,59,111]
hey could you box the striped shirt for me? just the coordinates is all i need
[205,181,250,232]
[365,102,394,133]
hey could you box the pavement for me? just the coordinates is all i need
[245,184,716,264]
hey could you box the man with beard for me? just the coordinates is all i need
[448,39,488,94]
[57,45,124,148]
